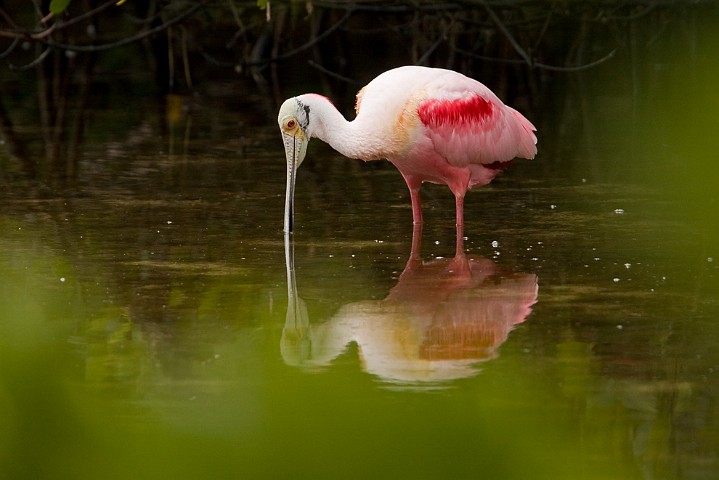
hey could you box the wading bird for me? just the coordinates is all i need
[278,65,537,234]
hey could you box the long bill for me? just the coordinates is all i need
[284,152,296,233]
[282,132,303,233]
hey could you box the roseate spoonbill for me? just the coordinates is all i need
[278,65,537,233]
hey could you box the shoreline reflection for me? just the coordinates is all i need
[282,228,538,386]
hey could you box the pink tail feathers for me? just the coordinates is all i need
[510,108,538,160]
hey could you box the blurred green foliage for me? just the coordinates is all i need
[643,14,719,231]
[49,0,71,14]
[1,198,715,479]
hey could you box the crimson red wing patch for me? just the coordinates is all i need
[417,95,495,128]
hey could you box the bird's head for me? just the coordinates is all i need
[278,97,311,166]
[278,97,312,233]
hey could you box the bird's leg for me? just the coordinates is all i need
[410,222,423,261]
[455,194,465,227]
[446,168,469,228]
[410,186,423,225]
[455,223,465,258]
[401,173,424,225]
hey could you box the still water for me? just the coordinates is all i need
[1,75,718,479]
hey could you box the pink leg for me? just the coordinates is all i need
[455,223,465,258]
[455,194,465,227]
[446,167,469,228]
[401,174,423,225]
[409,223,423,262]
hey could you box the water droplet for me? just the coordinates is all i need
[624,263,631,269]
[708,257,714,263]
[613,277,620,283]
[59,277,66,282]
[614,208,625,214]
[550,204,557,209]
[491,240,499,248]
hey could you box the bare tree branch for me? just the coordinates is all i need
[307,59,361,86]
[243,7,353,68]
[0,37,19,59]
[40,2,207,52]
[534,49,616,72]
[9,46,51,70]
[481,0,533,67]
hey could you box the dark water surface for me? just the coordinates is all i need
[1,74,718,479]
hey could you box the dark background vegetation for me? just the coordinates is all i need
[1,0,717,182]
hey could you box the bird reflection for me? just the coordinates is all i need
[282,227,538,386]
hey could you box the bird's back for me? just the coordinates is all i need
[355,66,536,170]
[355,66,450,118]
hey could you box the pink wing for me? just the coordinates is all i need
[416,73,537,168]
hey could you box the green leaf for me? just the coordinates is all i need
[49,0,71,14]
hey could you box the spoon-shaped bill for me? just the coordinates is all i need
[282,132,307,233]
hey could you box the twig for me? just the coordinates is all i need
[41,1,206,52]
[481,0,532,67]
[307,59,361,86]
[453,43,616,72]
[532,7,554,53]
[533,49,616,72]
[31,22,58,40]
[243,8,353,67]
[52,0,117,31]
[0,37,19,59]
[417,15,454,65]
[0,6,23,30]
[9,46,51,70]
[453,45,526,65]
[0,18,57,40]
[312,1,460,14]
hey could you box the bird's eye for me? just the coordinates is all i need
[286,119,296,129]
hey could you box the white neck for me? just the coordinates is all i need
[298,94,385,161]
